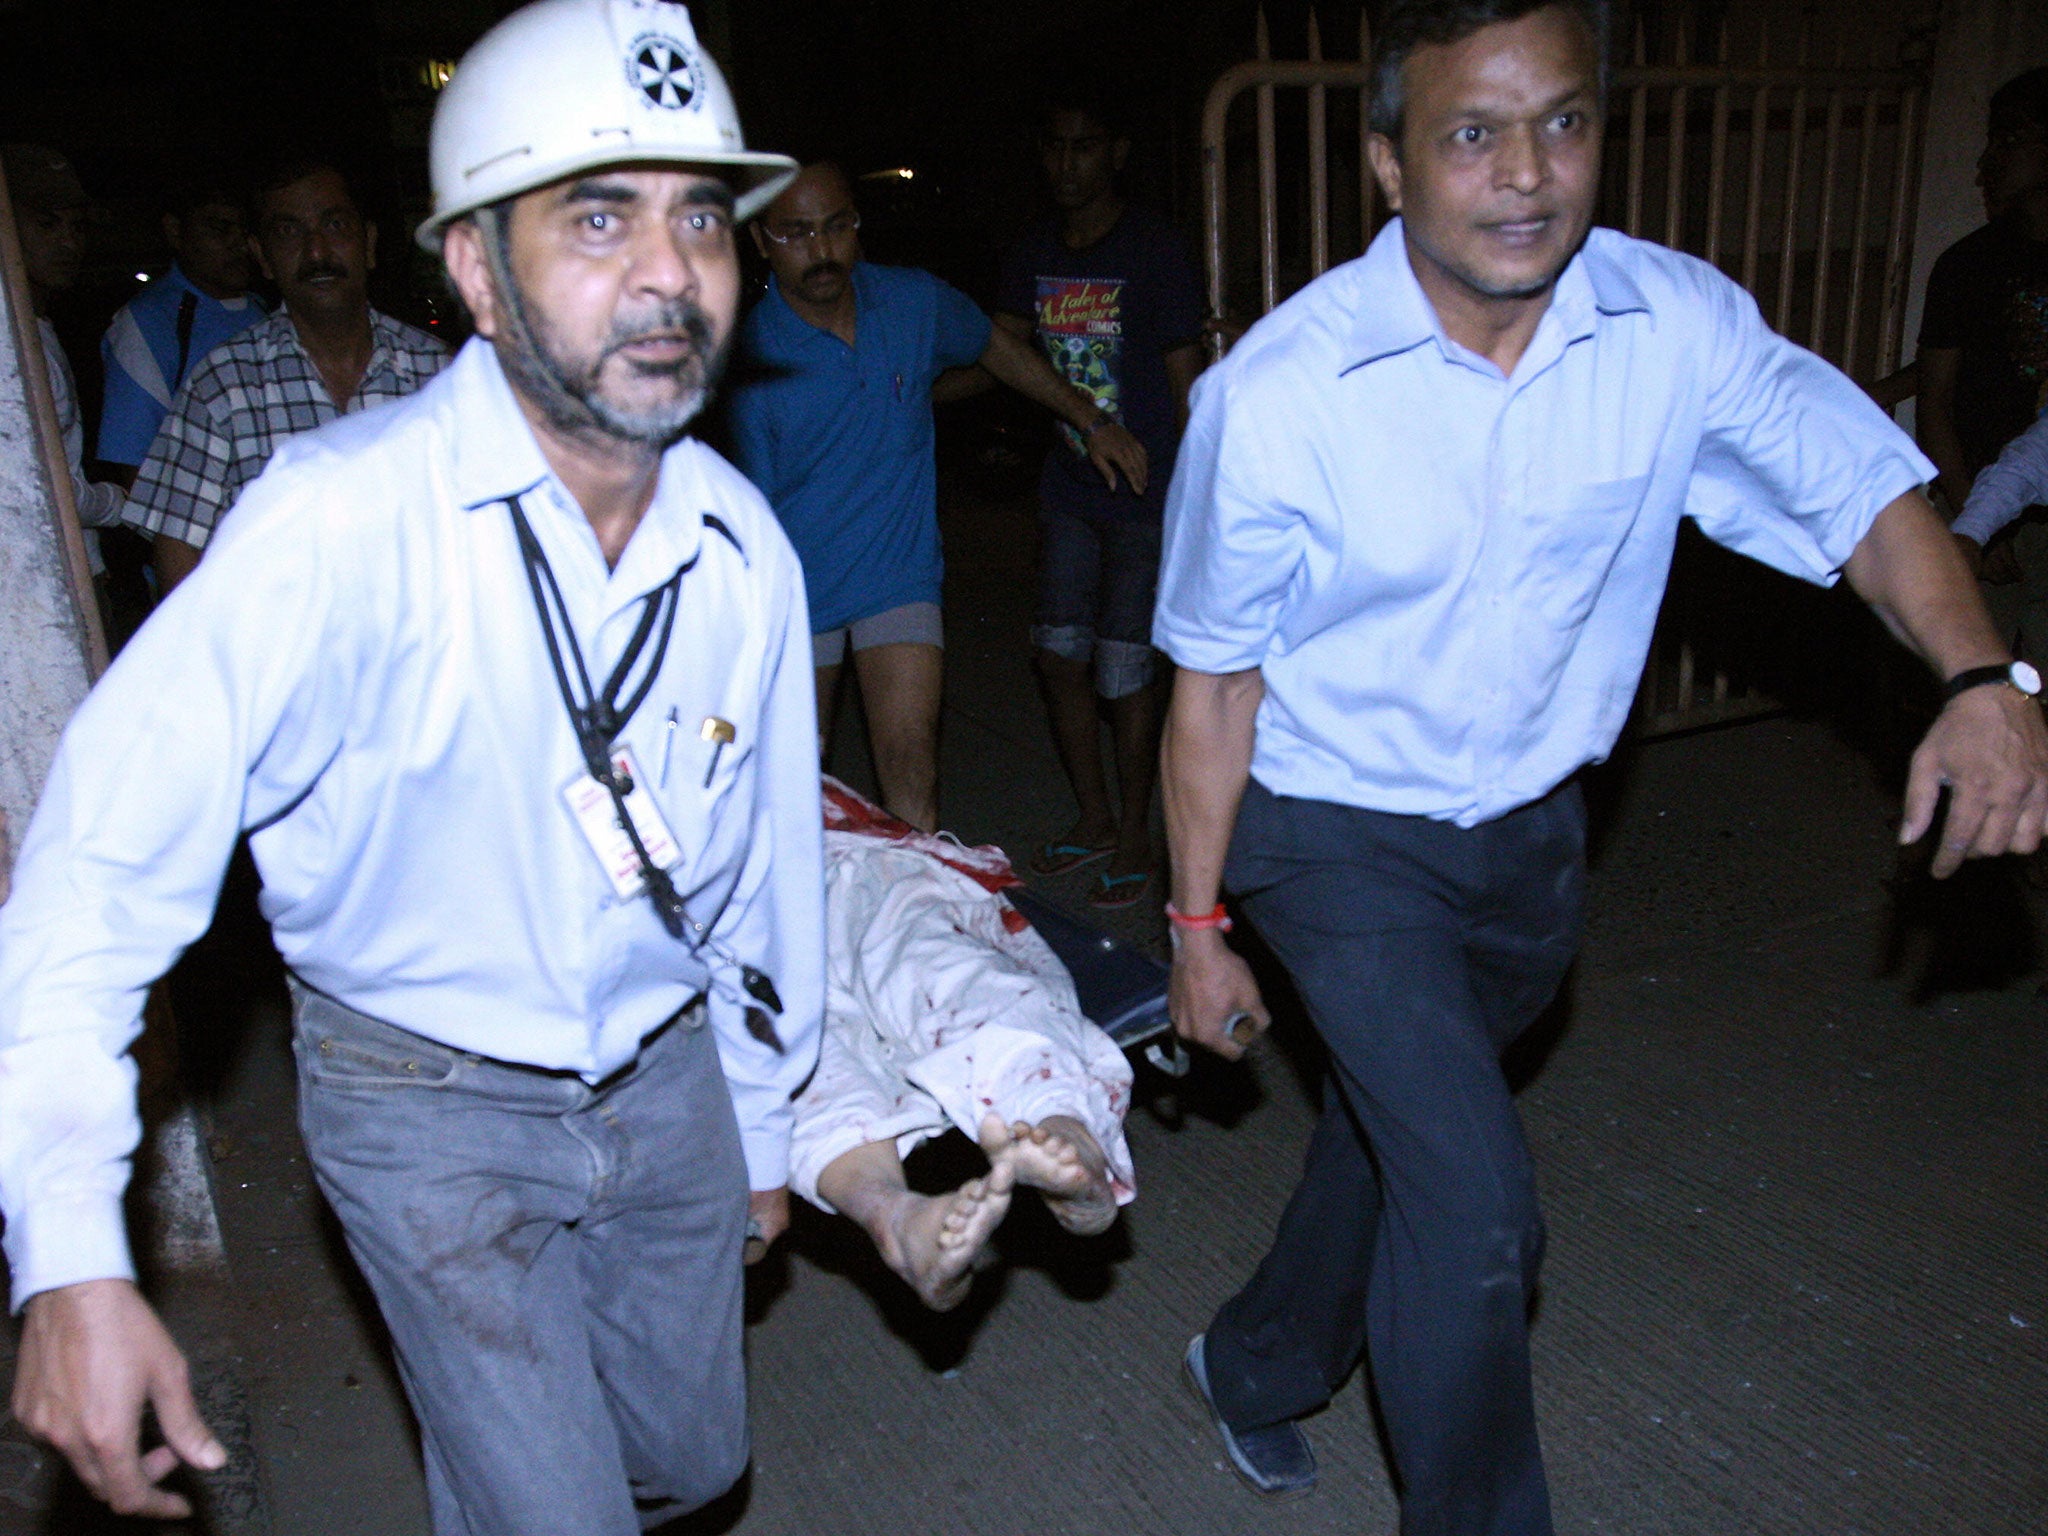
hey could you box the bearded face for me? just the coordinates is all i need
[475,169,743,450]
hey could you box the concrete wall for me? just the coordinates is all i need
[0,226,94,890]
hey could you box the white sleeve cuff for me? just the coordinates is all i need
[732,1094,794,1191]
[6,1195,136,1314]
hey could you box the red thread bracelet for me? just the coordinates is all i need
[1165,902,1233,932]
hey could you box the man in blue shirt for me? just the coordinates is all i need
[1158,1,2048,1528]
[96,172,264,487]
[729,162,1144,831]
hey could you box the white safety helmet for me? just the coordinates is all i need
[415,0,798,252]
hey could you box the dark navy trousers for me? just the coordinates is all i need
[1204,779,1587,1536]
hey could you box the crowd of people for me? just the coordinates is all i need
[1,1,2045,1534]
[1921,65,2048,689]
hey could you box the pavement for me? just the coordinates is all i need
[3,457,2045,1536]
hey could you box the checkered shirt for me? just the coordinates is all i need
[122,307,447,549]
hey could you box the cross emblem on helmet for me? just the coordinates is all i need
[630,37,699,109]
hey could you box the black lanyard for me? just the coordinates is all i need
[507,491,691,936]
[505,493,785,1041]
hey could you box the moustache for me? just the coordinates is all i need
[601,300,717,368]
[295,262,349,284]
[800,262,847,286]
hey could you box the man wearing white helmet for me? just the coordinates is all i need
[0,3,819,1531]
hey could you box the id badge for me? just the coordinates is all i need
[561,745,682,901]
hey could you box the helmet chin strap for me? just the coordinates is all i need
[472,203,711,452]
[474,205,613,445]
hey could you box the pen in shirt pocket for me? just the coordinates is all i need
[702,716,736,787]
[659,707,678,788]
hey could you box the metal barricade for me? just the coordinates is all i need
[1198,6,1930,738]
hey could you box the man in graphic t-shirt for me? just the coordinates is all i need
[997,85,1206,909]
[1920,65,2048,671]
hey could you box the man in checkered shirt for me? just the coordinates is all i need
[122,157,445,592]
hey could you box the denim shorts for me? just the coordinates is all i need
[1032,501,1162,700]
[812,599,944,668]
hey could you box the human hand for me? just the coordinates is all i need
[1085,421,1149,496]
[1168,928,1270,1063]
[13,1278,226,1518]
[744,1186,789,1265]
[1901,682,2048,877]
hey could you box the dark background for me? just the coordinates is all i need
[0,0,1839,438]
[0,0,1321,340]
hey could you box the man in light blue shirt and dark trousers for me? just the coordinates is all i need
[1158,2,2048,1530]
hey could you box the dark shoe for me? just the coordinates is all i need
[1182,1334,1317,1498]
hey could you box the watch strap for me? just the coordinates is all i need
[1944,663,2022,703]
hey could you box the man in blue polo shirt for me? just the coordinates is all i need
[96,171,263,486]
[729,161,1144,831]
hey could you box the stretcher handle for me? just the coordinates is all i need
[1143,1012,1256,1077]
[1144,1038,1192,1077]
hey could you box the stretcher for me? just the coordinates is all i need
[1004,887,1191,1078]
[816,776,1191,1079]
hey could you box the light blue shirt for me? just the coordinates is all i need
[0,339,823,1308]
[1156,222,1935,827]
[1954,410,2048,546]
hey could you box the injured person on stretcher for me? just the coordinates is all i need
[791,780,1139,1309]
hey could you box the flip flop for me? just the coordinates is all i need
[1030,840,1117,877]
[1088,869,1150,910]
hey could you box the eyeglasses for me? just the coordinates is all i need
[759,210,860,246]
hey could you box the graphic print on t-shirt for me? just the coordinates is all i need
[2002,281,2048,415]
[1036,275,1125,455]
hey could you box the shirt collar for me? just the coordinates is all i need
[253,307,301,363]
[1548,233,1652,340]
[363,310,406,384]
[264,304,395,370]
[446,337,555,511]
[164,262,254,312]
[759,277,804,341]
[1346,219,1652,370]
[762,264,864,344]
[444,336,708,589]
[1346,221,1444,368]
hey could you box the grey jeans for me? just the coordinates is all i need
[289,979,750,1535]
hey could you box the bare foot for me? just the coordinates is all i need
[980,1113,1119,1237]
[874,1162,1016,1310]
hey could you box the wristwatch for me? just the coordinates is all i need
[1943,660,2044,704]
